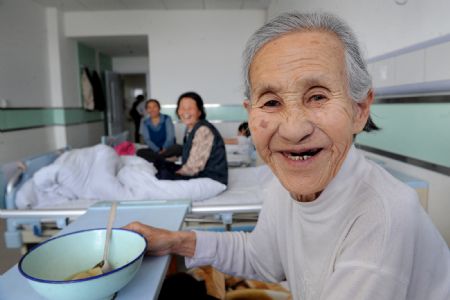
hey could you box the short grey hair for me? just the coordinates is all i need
[242,11,379,132]
[243,12,371,103]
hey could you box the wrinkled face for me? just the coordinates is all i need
[146,101,160,119]
[246,31,371,200]
[178,97,202,129]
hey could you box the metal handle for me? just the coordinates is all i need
[5,161,26,196]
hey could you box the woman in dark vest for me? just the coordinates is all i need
[137,99,182,162]
[155,92,228,186]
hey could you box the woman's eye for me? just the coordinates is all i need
[263,100,280,107]
[310,94,326,102]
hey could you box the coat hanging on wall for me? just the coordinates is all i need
[81,67,95,111]
[92,70,106,111]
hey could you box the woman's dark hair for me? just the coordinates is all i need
[145,98,161,110]
[238,122,251,137]
[176,91,206,120]
[363,116,380,132]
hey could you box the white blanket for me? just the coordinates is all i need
[15,144,226,209]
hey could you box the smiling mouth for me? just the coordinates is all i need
[284,148,322,161]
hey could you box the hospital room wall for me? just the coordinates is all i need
[0,1,105,164]
[63,9,267,105]
[0,0,50,107]
[269,0,450,246]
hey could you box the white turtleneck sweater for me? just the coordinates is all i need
[186,146,450,300]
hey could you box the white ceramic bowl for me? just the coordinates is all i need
[19,228,147,300]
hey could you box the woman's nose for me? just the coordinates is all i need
[278,107,314,143]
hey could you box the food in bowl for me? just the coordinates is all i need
[19,228,147,300]
[66,265,103,280]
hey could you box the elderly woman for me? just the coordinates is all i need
[153,91,228,185]
[126,12,450,300]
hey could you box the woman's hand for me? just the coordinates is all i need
[123,222,196,257]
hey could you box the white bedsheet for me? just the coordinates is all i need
[15,144,227,209]
[194,164,274,207]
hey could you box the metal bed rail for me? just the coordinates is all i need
[190,204,261,214]
[0,209,86,219]
[0,204,261,219]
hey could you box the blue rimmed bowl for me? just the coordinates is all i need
[18,228,147,300]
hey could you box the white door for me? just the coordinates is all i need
[104,71,125,135]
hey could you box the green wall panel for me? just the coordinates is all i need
[0,108,103,131]
[1,109,54,130]
[356,103,450,167]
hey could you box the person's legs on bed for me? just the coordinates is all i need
[160,144,183,159]
[155,162,194,181]
[137,148,164,164]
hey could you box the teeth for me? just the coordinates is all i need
[287,154,311,161]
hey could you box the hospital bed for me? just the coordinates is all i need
[0,134,270,251]
[225,143,254,167]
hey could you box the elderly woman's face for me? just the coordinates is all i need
[247,31,371,200]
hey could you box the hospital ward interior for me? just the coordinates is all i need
[0,0,449,299]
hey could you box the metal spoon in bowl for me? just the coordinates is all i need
[97,201,117,273]
[67,202,117,280]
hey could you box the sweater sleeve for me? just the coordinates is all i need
[162,115,175,150]
[178,126,213,175]
[185,184,285,282]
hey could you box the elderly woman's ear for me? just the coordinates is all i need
[243,99,251,112]
[352,90,374,134]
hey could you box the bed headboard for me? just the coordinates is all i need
[0,148,69,209]
[100,131,129,147]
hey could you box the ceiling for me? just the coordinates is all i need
[32,0,271,11]
[33,0,270,57]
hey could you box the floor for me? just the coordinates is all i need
[0,218,22,275]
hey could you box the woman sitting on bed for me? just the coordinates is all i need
[137,99,182,161]
[146,92,228,186]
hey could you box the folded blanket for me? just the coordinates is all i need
[16,144,226,209]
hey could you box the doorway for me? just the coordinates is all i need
[122,74,147,142]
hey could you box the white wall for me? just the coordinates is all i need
[64,10,266,105]
[268,0,450,58]
[112,56,149,74]
[0,0,54,164]
[0,0,50,107]
[0,128,58,164]
[62,122,105,149]
[147,11,265,104]
[57,14,80,108]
